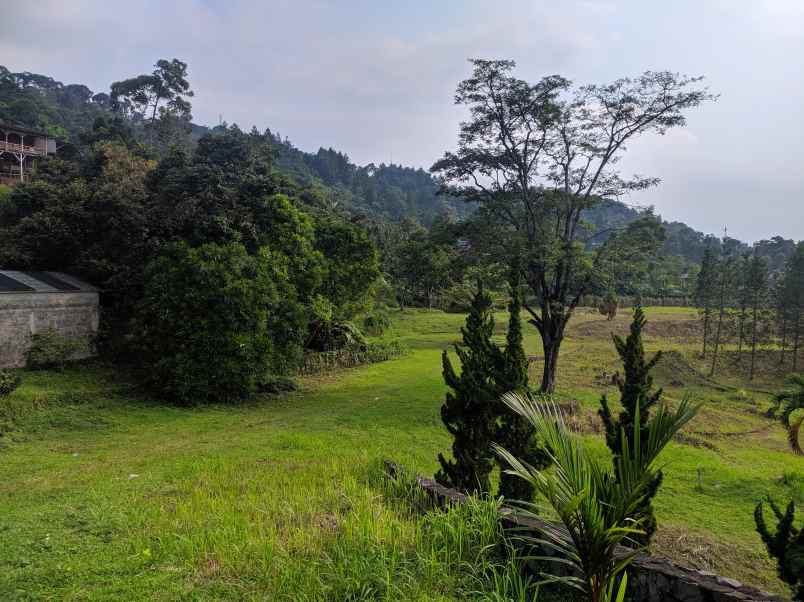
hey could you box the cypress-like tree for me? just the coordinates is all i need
[747,250,769,380]
[436,282,499,494]
[754,497,804,600]
[695,246,718,357]
[494,273,551,501]
[598,306,663,545]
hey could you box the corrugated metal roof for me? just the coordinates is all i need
[0,270,97,293]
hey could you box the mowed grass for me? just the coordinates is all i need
[0,307,801,599]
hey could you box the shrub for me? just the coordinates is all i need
[26,329,87,370]
[754,497,803,600]
[135,242,306,404]
[362,309,391,336]
[0,370,21,397]
[298,341,407,375]
[306,320,366,352]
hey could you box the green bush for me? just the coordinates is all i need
[0,370,21,397]
[26,329,87,370]
[135,242,306,404]
[362,309,391,336]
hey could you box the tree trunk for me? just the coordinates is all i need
[701,307,710,357]
[794,314,801,373]
[710,274,729,377]
[750,303,758,380]
[539,318,566,394]
[780,314,787,365]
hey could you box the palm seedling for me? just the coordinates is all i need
[768,373,804,455]
[493,392,700,602]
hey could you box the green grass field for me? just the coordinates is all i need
[0,307,801,600]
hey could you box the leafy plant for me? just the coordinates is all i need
[598,306,664,544]
[495,392,700,602]
[362,309,391,336]
[0,370,21,397]
[26,329,87,371]
[754,497,803,600]
[768,373,804,455]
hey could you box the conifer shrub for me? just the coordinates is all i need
[26,329,88,371]
[493,275,550,501]
[598,305,665,544]
[754,497,803,600]
[436,282,499,494]
[135,242,306,404]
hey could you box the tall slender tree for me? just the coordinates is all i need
[746,249,769,380]
[493,269,551,500]
[436,283,500,493]
[695,246,718,357]
[709,247,736,377]
[736,252,752,355]
[598,306,664,545]
[780,244,804,372]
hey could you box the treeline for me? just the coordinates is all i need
[695,242,804,378]
[0,62,467,226]
[0,83,382,402]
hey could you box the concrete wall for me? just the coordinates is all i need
[0,292,99,368]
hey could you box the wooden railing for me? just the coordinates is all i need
[0,141,45,155]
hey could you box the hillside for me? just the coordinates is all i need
[0,64,796,260]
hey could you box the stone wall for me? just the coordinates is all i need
[384,462,789,602]
[0,291,99,368]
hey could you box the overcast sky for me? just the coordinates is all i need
[2,0,802,242]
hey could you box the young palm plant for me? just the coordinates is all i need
[493,392,700,602]
[768,373,804,455]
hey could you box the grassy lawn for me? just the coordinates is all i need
[0,307,801,600]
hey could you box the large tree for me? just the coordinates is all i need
[432,60,713,392]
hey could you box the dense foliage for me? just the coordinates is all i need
[135,242,304,403]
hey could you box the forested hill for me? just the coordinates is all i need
[584,199,797,271]
[0,64,795,263]
[0,65,467,225]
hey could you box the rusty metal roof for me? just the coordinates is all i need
[0,270,97,293]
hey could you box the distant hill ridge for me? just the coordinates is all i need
[0,64,796,268]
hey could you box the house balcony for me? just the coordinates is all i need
[0,140,46,156]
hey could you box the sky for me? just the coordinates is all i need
[1,0,802,242]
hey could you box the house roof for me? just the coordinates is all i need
[0,121,50,138]
[0,271,97,293]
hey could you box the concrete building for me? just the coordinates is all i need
[0,122,57,186]
[0,271,98,368]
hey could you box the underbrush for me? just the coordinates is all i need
[298,341,408,375]
[0,367,118,441]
